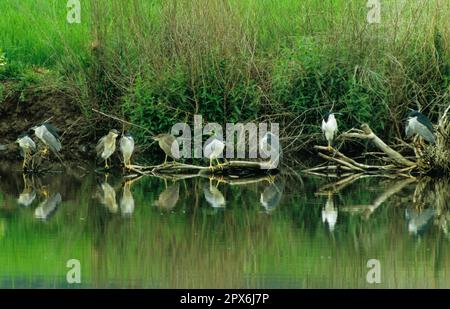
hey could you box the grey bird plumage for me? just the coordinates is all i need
[32,123,62,153]
[405,110,435,144]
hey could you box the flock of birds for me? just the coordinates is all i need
[14,108,436,171]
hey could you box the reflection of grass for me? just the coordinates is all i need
[0,176,449,288]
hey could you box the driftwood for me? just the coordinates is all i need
[304,115,450,177]
[126,160,279,178]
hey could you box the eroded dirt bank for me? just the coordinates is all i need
[0,82,94,163]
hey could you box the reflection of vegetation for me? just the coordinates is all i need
[0,171,449,288]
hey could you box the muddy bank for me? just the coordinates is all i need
[0,82,96,163]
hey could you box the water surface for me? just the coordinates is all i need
[0,163,449,288]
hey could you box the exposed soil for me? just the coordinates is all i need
[0,81,95,164]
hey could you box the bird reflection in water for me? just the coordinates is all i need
[405,207,436,235]
[204,177,226,209]
[154,181,180,211]
[96,176,119,214]
[322,194,338,232]
[120,176,141,217]
[17,174,36,207]
[34,192,62,220]
[260,177,283,213]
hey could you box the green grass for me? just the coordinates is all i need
[0,0,448,156]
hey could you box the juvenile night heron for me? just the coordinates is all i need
[120,131,135,169]
[31,123,62,155]
[259,132,282,168]
[321,111,338,150]
[204,131,225,170]
[153,133,180,164]
[405,110,436,144]
[16,133,36,169]
[96,129,120,169]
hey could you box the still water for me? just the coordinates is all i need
[0,163,449,288]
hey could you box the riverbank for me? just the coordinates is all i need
[0,0,448,166]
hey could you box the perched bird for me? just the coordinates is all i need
[120,131,135,169]
[153,133,180,164]
[204,130,225,170]
[96,129,120,169]
[321,112,338,150]
[120,181,135,217]
[203,180,226,209]
[34,193,62,220]
[259,132,282,168]
[405,110,435,144]
[31,123,62,155]
[16,133,36,169]
[322,194,338,232]
[154,182,180,211]
[260,178,284,213]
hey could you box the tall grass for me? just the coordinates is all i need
[0,0,448,156]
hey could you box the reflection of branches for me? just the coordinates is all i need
[340,178,416,219]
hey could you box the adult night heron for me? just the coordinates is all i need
[16,133,36,169]
[259,132,282,168]
[153,133,180,164]
[31,123,62,155]
[96,129,120,169]
[405,110,436,144]
[120,131,135,169]
[204,131,225,170]
[321,111,338,150]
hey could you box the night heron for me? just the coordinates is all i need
[405,110,435,144]
[96,129,120,169]
[31,123,62,155]
[259,131,282,168]
[321,111,338,150]
[154,182,180,211]
[16,133,36,169]
[203,179,226,208]
[322,194,338,232]
[120,180,135,217]
[153,133,180,164]
[120,131,135,169]
[34,193,62,220]
[204,130,225,170]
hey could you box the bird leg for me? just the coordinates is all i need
[215,158,225,170]
[163,155,168,165]
[105,158,110,169]
[209,160,214,171]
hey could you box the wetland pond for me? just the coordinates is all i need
[0,163,449,288]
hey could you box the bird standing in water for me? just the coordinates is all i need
[16,133,36,170]
[204,130,225,170]
[405,110,435,144]
[96,129,120,169]
[120,131,135,169]
[31,123,62,156]
[153,133,180,164]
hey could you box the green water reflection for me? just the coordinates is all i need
[0,164,449,288]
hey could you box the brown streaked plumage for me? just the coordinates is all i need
[153,133,180,164]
